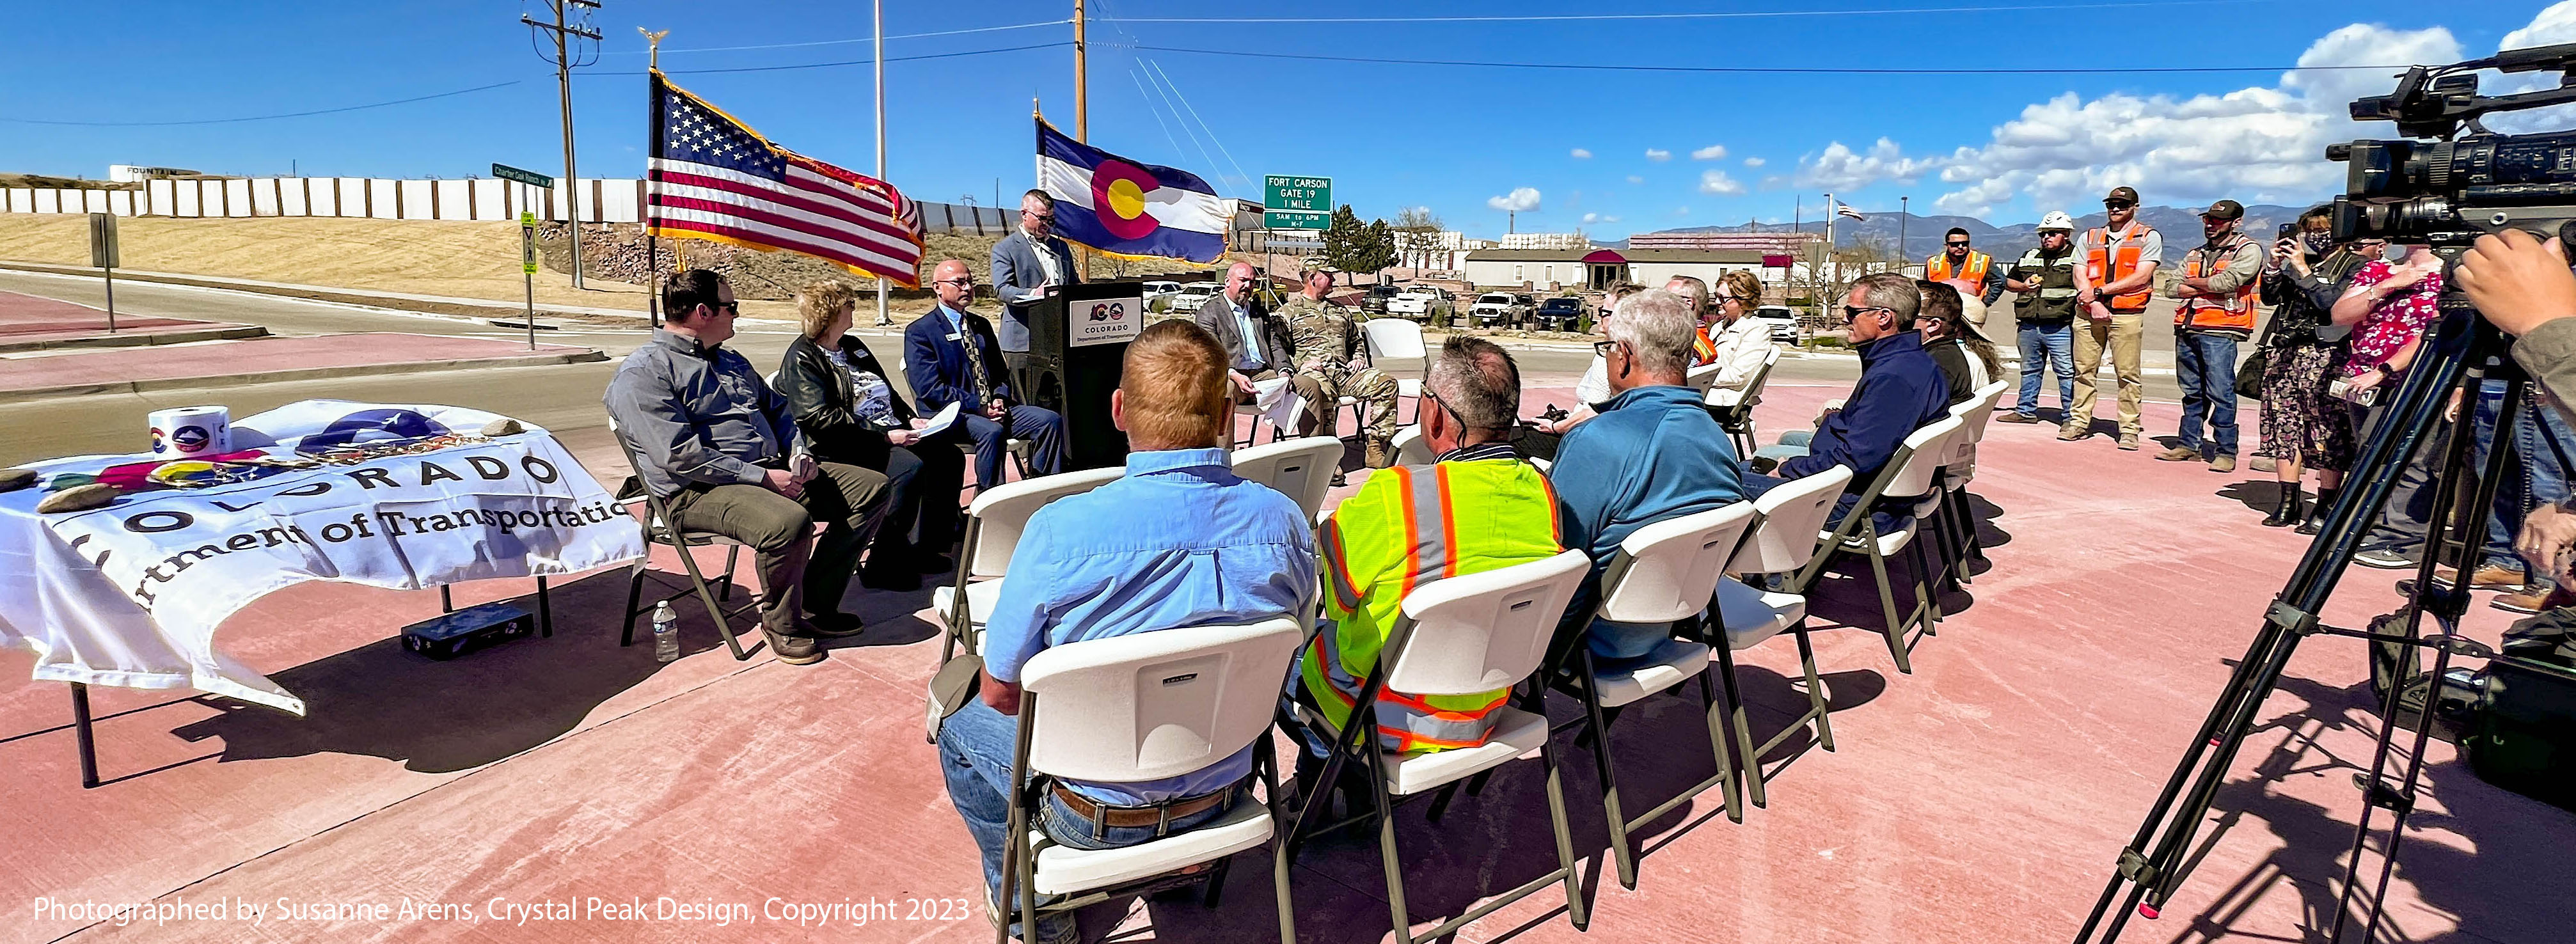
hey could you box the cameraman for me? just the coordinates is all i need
[2458,228,2576,599]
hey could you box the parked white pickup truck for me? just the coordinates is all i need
[1386,287,1453,322]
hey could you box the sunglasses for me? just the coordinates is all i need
[2104,201,2135,210]
[935,278,974,287]
[710,300,741,316]
[1945,241,1971,248]
[1841,304,1892,322]
[1023,210,1054,222]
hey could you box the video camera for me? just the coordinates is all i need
[2328,42,2576,248]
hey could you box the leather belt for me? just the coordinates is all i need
[1049,783,1237,830]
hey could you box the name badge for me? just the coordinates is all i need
[946,332,964,342]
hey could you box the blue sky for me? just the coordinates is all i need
[6,1,2573,239]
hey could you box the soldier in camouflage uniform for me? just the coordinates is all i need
[1275,269,1403,472]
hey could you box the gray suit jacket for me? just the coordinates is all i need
[990,230,1079,352]
[1194,294,1291,374]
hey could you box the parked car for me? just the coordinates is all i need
[1151,282,1221,314]
[1141,280,1182,304]
[1386,287,1453,322]
[1752,305,1799,342]
[1359,284,1402,316]
[1467,292,1527,329]
[1531,296,1584,333]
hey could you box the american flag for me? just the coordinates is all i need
[1834,201,1867,222]
[645,70,921,287]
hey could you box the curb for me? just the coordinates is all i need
[0,260,654,328]
[0,324,270,354]
[0,347,610,405]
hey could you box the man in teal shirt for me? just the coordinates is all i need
[1551,288,1748,669]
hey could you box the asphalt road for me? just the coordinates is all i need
[0,271,2195,469]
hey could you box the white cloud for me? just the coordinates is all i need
[1742,157,1767,168]
[1486,187,1542,212]
[1796,138,1940,191]
[1625,175,1645,184]
[1673,206,1691,216]
[1580,212,1621,224]
[1691,145,1727,161]
[1570,148,1593,159]
[1922,17,2486,216]
[1698,169,1746,196]
[1645,148,1671,162]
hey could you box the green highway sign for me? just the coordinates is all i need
[492,163,556,189]
[1264,175,1330,212]
[1263,210,1329,230]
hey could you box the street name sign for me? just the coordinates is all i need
[492,164,556,189]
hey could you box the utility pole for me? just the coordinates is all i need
[1073,0,1088,139]
[873,0,892,326]
[525,0,602,290]
[1899,195,1909,273]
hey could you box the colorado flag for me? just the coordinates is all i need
[1036,117,1228,263]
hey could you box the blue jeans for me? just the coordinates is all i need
[2474,383,2576,583]
[937,700,1235,943]
[2015,320,2076,417]
[961,405,1067,489]
[1753,429,1813,462]
[2174,331,2240,457]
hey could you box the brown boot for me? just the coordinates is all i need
[1364,437,1394,469]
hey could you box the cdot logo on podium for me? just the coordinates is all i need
[1068,295,1143,347]
[1086,301,1129,322]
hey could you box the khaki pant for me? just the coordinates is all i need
[2069,311,2144,438]
[664,461,891,637]
[1290,366,1401,443]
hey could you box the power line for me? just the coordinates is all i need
[1144,58,1252,191]
[608,19,1068,55]
[592,42,1071,75]
[2,80,523,127]
[1118,44,2405,75]
[1098,0,2279,24]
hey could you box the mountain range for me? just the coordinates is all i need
[1606,204,2313,259]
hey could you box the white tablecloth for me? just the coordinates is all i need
[0,400,645,714]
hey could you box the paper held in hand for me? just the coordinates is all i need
[917,401,962,439]
[1253,376,1306,432]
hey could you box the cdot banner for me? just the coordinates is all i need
[0,401,644,714]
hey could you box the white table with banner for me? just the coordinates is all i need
[0,400,645,786]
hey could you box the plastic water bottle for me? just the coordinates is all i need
[652,601,679,663]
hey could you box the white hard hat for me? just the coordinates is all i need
[2038,210,2076,232]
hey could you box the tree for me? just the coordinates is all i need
[1320,204,1368,278]
[1393,206,1447,271]
[1354,219,1400,275]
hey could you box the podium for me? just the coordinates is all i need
[1022,280,1145,471]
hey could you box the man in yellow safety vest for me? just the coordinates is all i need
[1300,335,1563,755]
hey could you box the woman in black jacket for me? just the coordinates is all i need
[778,280,966,591]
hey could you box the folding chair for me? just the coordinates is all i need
[1281,549,1594,943]
[1387,425,1436,467]
[1230,436,1344,523]
[1930,381,2011,591]
[928,467,1126,741]
[1790,416,1964,674]
[1709,466,1853,810]
[1708,346,1782,458]
[606,416,762,661]
[885,358,1031,490]
[993,617,1306,944]
[1684,359,1725,395]
[1552,504,1760,889]
[1361,317,1429,425]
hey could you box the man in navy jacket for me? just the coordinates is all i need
[1551,288,1746,670]
[905,259,1066,489]
[1743,273,1950,528]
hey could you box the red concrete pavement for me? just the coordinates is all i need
[1,382,2568,944]
[0,333,604,400]
[0,290,255,349]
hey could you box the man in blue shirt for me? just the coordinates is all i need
[936,320,1315,942]
[1551,288,1748,670]
[1741,273,1952,529]
[904,258,1067,489]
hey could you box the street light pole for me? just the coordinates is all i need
[1899,196,1909,274]
[873,0,893,326]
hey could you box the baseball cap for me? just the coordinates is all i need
[2104,186,2140,205]
[2201,200,2244,220]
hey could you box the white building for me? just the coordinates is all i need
[1497,231,1592,250]
[1462,247,1776,292]
[1400,230,1497,271]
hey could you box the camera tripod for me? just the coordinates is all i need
[2072,287,2529,944]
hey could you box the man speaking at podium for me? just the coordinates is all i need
[906,259,1067,490]
[991,189,1082,389]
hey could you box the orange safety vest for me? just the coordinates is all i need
[1925,251,1991,292]
[2177,233,2259,333]
[2085,223,2157,311]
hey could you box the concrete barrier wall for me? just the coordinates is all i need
[5,179,1003,234]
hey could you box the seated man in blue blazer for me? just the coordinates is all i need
[905,258,1067,489]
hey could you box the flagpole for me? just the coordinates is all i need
[1071,1,1091,280]
[1824,192,1836,287]
[642,29,668,328]
[873,0,893,326]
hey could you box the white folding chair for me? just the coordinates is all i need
[1931,381,2011,590]
[1684,359,1725,395]
[928,467,1125,741]
[1282,549,1594,943]
[1710,466,1853,810]
[1387,425,1437,467]
[1553,504,1760,889]
[605,414,761,660]
[1230,436,1344,523]
[892,354,1031,489]
[995,617,1306,944]
[1362,317,1429,424]
[1709,346,1782,458]
[1794,415,1964,674]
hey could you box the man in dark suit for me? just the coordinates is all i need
[906,258,1067,489]
[1193,261,1293,400]
[990,189,1081,390]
